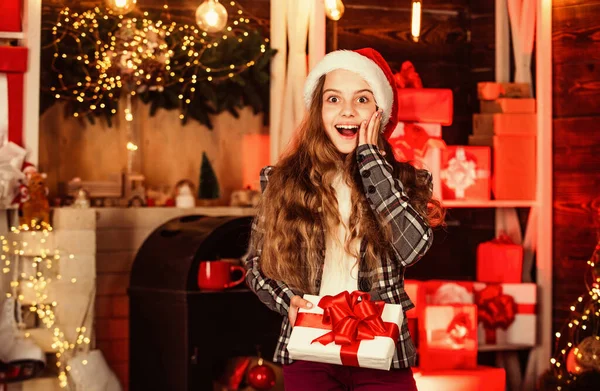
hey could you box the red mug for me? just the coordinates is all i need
[197,260,245,290]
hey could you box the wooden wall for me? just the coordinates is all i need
[551,0,600,334]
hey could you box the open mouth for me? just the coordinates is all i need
[335,124,360,137]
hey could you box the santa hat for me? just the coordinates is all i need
[303,48,399,139]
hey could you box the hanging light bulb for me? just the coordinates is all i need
[411,1,422,42]
[105,0,137,15]
[324,0,345,21]
[195,0,228,33]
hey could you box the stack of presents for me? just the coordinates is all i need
[405,234,536,390]
[284,64,537,390]
[389,62,536,201]
[286,236,534,391]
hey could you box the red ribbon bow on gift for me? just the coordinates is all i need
[295,291,400,367]
[393,61,423,89]
[491,233,515,245]
[312,291,389,346]
[475,285,517,344]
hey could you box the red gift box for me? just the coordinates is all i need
[413,366,506,391]
[393,61,453,126]
[418,304,478,370]
[404,279,420,319]
[440,146,491,200]
[476,235,523,283]
[388,123,446,199]
[0,0,22,32]
[396,89,453,126]
[0,46,28,147]
[493,133,536,200]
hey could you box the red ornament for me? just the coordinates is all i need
[246,359,276,390]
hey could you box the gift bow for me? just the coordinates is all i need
[475,285,517,331]
[393,61,423,89]
[295,291,400,367]
[312,291,391,346]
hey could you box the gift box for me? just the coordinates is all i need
[440,146,490,200]
[0,0,21,32]
[473,113,536,137]
[287,291,403,370]
[0,46,28,147]
[420,280,537,347]
[476,235,523,283]
[389,123,445,199]
[493,133,536,200]
[404,279,420,319]
[473,283,536,346]
[418,304,478,370]
[477,82,532,100]
[397,89,453,126]
[480,98,536,114]
[413,366,506,391]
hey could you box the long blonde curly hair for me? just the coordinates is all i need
[251,76,445,294]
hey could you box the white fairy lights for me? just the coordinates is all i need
[1,223,88,388]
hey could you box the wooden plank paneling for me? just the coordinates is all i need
[337,7,469,64]
[553,117,600,172]
[553,61,600,118]
[551,0,600,336]
[553,0,600,7]
[553,172,600,229]
[553,3,600,63]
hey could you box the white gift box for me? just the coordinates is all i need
[423,281,537,347]
[472,282,537,347]
[287,293,404,371]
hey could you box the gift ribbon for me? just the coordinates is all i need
[475,284,535,344]
[295,291,400,367]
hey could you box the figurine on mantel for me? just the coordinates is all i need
[72,187,91,208]
[19,171,50,227]
[174,179,196,208]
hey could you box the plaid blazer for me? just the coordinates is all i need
[244,144,434,368]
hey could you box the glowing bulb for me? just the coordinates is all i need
[324,0,345,21]
[105,0,136,15]
[411,1,422,42]
[195,0,228,33]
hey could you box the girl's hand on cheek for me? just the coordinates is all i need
[358,109,382,147]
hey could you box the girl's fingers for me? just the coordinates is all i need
[367,109,382,145]
[358,120,368,145]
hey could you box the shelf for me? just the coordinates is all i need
[442,200,537,208]
[0,31,25,39]
[477,344,534,352]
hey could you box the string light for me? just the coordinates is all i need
[42,2,271,124]
[2,223,88,389]
[411,1,422,42]
[324,0,345,21]
[195,0,228,33]
[544,236,600,388]
[105,0,137,15]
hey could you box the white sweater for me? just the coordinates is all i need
[318,174,361,296]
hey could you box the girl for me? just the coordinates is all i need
[245,48,445,390]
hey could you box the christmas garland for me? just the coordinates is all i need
[39,4,275,129]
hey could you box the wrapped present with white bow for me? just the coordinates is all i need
[287,291,403,370]
[440,146,490,200]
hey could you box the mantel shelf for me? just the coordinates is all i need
[442,200,537,208]
[0,31,25,39]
